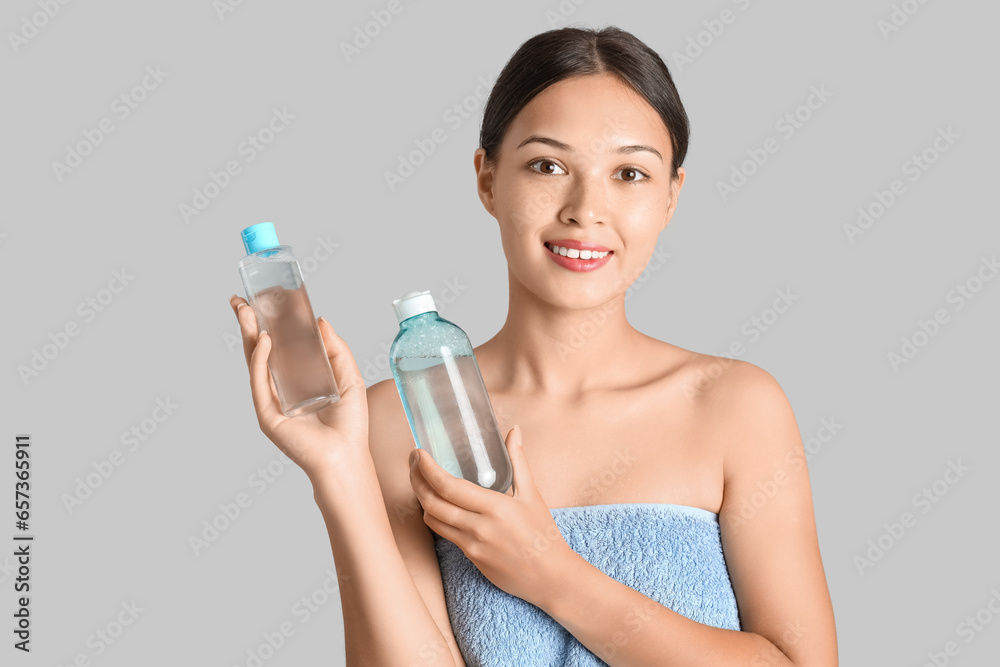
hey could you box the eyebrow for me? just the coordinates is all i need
[516,134,663,162]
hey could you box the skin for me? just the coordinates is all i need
[230,72,838,666]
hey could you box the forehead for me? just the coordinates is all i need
[505,73,671,150]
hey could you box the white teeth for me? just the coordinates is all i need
[546,243,610,259]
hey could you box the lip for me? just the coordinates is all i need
[543,240,615,272]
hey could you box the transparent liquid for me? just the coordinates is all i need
[239,254,338,417]
[395,354,511,492]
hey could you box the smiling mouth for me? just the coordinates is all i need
[543,242,614,260]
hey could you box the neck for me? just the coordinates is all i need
[481,268,647,398]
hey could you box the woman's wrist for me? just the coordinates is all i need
[307,441,379,502]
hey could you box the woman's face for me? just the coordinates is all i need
[475,72,685,310]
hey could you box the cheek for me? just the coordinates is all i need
[614,188,669,233]
[496,172,563,233]
[626,181,671,212]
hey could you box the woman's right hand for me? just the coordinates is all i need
[229,295,370,483]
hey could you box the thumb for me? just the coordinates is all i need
[505,425,537,499]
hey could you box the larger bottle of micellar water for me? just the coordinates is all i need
[389,290,512,493]
[238,222,340,417]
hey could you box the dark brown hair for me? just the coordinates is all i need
[479,26,690,180]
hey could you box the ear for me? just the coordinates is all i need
[661,166,686,232]
[474,148,497,218]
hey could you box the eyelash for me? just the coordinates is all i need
[525,159,651,184]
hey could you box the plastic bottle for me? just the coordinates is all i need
[238,222,340,417]
[389,290,512,493]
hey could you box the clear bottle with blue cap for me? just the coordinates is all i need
[389,290,512,493]
[238,222,339,417]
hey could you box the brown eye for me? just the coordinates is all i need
[614,167,648,183]
[528,159,566,175]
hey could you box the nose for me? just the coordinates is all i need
[560,171,610,227]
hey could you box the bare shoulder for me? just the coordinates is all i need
[677,351,796,445]
[638,338,788,408]
[364,378,414,510]
[366,377,405,430]
[675,348,784,403]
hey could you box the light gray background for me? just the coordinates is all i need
[2,1,998,665]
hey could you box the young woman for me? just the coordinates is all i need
[229,26,837,667]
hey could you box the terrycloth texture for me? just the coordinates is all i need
[433,503,741,666]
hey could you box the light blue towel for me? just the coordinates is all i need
[433,502,742,666]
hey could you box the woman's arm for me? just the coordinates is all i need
[230,297,463,667]
[527,360,838,666]
[312,377,466,667]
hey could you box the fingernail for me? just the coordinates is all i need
[410,449,421,465]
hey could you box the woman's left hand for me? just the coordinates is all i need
[409,425,574,607]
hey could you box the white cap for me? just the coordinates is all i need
[392,290,437,323]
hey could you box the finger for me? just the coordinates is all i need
[230,295,259,371]
[415,449,491,515]
[249,330,282,428]
[412,472,472,533]
[506,425,538,501]
[409,450,437,505]
[420,507,464,545]
[317,317,366,404]
[409,451,470,526]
